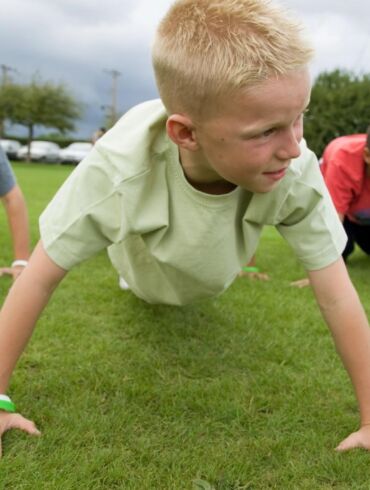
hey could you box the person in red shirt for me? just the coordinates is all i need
[321,127,370,261]
[272,128,370,288]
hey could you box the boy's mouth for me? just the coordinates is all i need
[262,167,287,181]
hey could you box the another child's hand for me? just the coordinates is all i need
[242,271,270,281]
[336,425,370,452]
[290,278,310,288]
[239,269,270,281]
[0,411,41,458]
[0,265,25,281]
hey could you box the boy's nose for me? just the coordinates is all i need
[277,130,301,160]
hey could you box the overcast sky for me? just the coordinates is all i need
[1,0,369,139]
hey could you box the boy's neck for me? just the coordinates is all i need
[178,147,236,195]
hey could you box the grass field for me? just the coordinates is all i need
[0,163,370,489]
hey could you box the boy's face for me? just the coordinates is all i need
[193,68,311,193]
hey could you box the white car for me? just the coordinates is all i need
[59,142,93,165]
[17,141,61,163]
[0,139,21,160]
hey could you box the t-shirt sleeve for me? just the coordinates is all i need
[0,146,16,196]
[276,153,347,271]
[39,147,128,270]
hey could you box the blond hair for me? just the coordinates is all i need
[152,0,314,119]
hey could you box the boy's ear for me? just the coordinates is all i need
[166,114,199,151]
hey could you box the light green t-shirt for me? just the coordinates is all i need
[40,99,346,305]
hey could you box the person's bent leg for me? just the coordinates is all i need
[349,221,370,256]
[342,218,355,262]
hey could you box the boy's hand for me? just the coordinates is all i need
[0,411,41,457]
[336,426,370,452]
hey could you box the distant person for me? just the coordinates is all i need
[321,128,370,261]
[1,0,370,455]
[0,145,30,280]
[91,127,106,144]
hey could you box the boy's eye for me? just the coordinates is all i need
[258,128,276,138]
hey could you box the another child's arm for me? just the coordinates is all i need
[239,255,270,281]
[0,240,67,457]
[308,257,370,451]
[0,185,30,280]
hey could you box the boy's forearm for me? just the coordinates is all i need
[0,273,49,391]
[319,292,370,424]
[309,259,370,424]
[0,242,66,392]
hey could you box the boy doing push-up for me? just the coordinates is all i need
[0,0,370,454]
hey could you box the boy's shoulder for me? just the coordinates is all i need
[116,99,167,127]
[91,99,171,181]
[105,99,168,148]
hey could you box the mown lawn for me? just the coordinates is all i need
[0,162,370,489]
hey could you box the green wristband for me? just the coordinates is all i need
[242,266,260,273]
[0,395,16,413]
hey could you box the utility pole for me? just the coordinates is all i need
[1,64,17,85]
[103,69,121,127]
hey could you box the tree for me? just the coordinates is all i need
[0,82,24,137]
[0,76,82,158]
[304,69,370,157]
[12,77,82,152]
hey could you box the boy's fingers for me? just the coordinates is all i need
[8,413,41,435]
[335,431,368,452]
[0,413,40,458]
[336,435,356,452]
[1,413,40,436]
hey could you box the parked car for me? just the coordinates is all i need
[17,141,61,163]
[59,142,93,165]
[0,139,21,160]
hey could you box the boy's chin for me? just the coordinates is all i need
[242,181,281,194]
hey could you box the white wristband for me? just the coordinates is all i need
[0,394,11,402]
[11,260,28,268]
